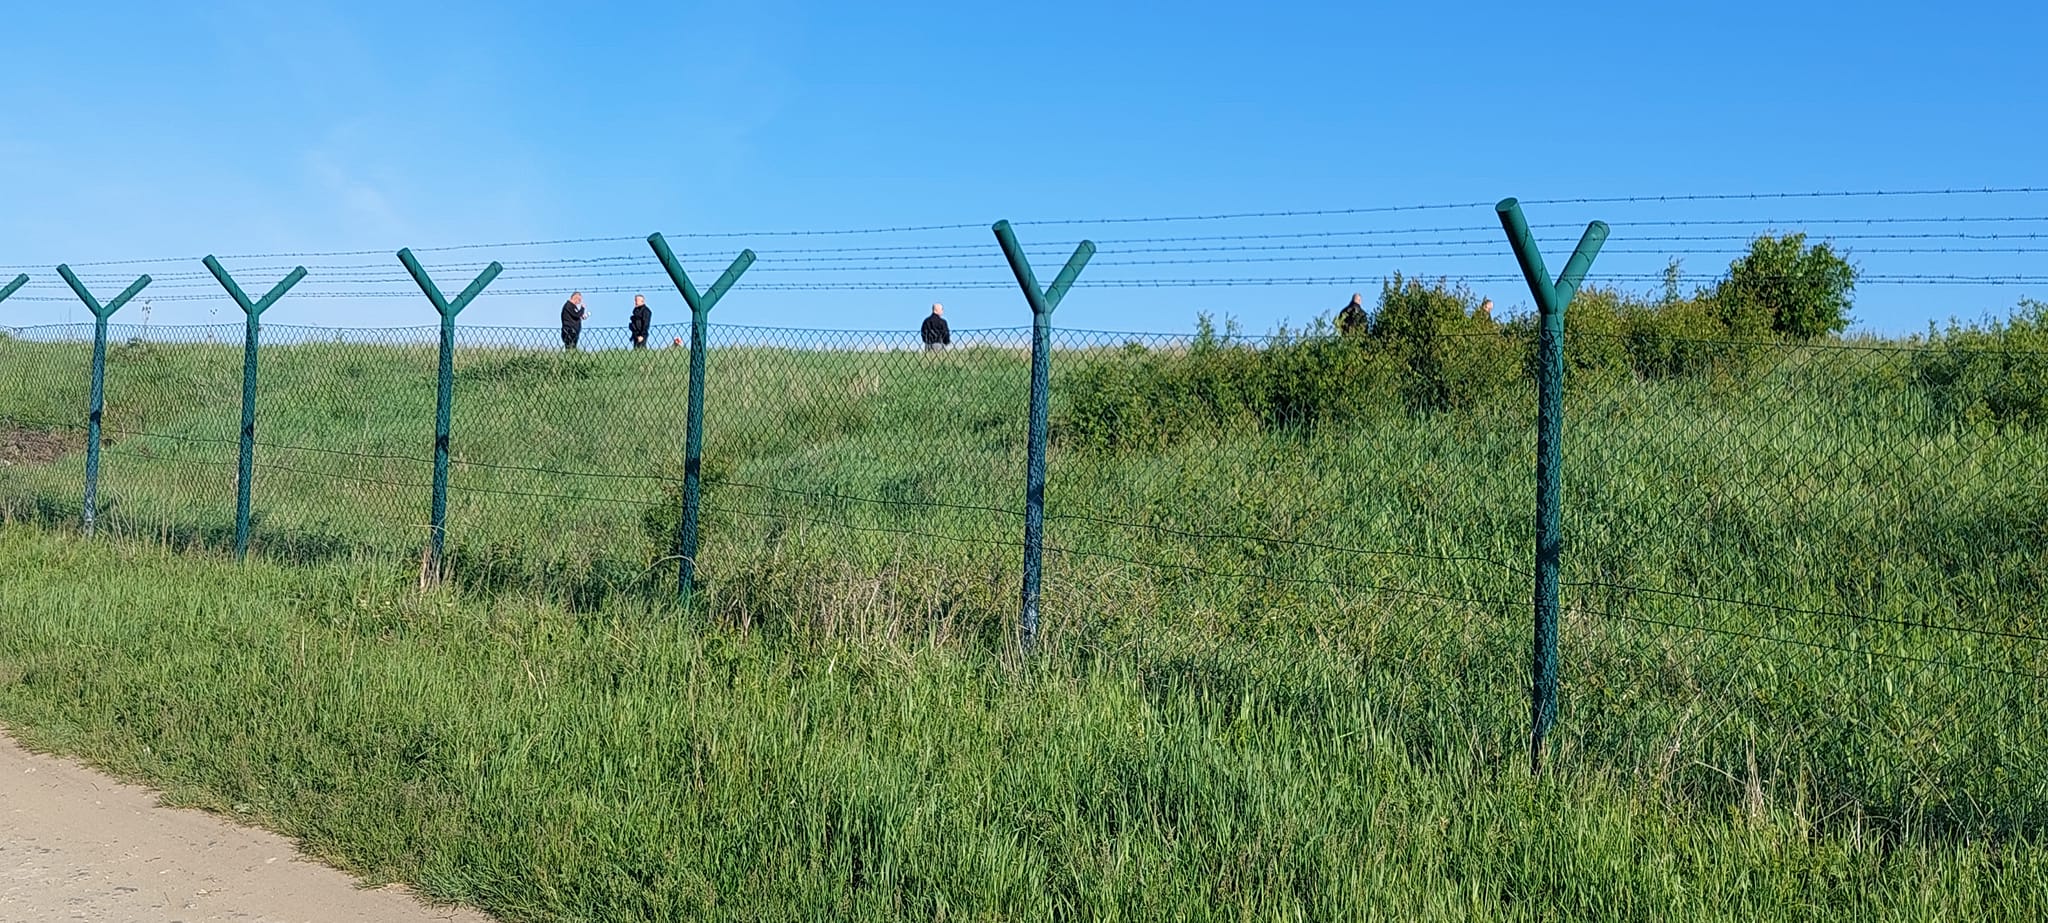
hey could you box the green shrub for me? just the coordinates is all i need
[1911,299,2048,429]
[1258,322,1403,428]
[1057,271,1814,452]
[1624,294,1769,381]
[1367,274,1520,412]
[1057,323,1399,451]
[1556,287,1633,388]
[1509,282,1771,385]
[1714,233,1858,339]
[1055,281,1520,452]
[1056,323,1272,452]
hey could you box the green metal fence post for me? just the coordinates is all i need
[992,220,1095,654]
[647,232,755,605]
[54,266,151,538]
[0,274,31,537]
[396,249,502,579]
[1496,197,1608,775]
[203,256,307,561]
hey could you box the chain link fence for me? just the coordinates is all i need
[2,317,2042,835]
[1555,332,2047,835]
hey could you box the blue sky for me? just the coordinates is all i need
[1,0,2042,335]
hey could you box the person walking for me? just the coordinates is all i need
[1336,292,1369,338]
[920,303,951,352]
[629,294,653,349]
[560,292,587,351]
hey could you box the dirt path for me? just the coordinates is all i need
[0,733,494,923]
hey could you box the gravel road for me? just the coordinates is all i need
[1,732,493,923]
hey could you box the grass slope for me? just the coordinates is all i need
[1,324,2044,917]
[1,530,2043,922]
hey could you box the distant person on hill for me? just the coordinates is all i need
[629,294,653,349]
[1336,292,1368,338]
[921,303,951,351]
[560,292,587,351]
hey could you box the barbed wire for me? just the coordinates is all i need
[49,232,2048,287]
[37,216,2023,277]
[22,187,2044,269]
[11,268,2048,305]
[40,228,2048,285]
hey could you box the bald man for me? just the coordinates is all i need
[560,292,587,351]
[920,303,951,351]
[629,294,653,349]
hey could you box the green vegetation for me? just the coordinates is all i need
[3,530,2044,922]
[1912,298,2048,428]
[1713,232,1861,339]
[1,298,2044,919]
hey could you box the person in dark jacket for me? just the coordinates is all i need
[920,303,951,351]
[1335,292,1368,338]
[629,294,652,349]
[560,292,587,350]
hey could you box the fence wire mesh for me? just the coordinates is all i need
[1,316,2042,836]
[1039,326,1530,754]
[1555,332,2048,835]
[684,324,1032,642]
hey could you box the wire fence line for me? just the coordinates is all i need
[11,190,2048,322]
[2,311,2045,835]
[19,185,2045,267]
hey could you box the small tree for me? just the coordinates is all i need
[1658,257,1687,307]
[1714,233,1858,339]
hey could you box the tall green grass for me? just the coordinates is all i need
[1,318,2045,917]
[1,530,2042,922]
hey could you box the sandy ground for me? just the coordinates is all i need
[0,733,494,923]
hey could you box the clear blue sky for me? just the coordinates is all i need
[2,0,2042,335]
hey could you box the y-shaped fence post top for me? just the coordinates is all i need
[54,265,151,320]
[204,255,307,317]
[0,274,27,304]
[1496,198,1610,317]
[397,248,502,318]
[647,232,756,316]
[991,220,1096,318]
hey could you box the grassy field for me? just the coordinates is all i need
[0,320,2044,919]
[3,530,2044,921]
